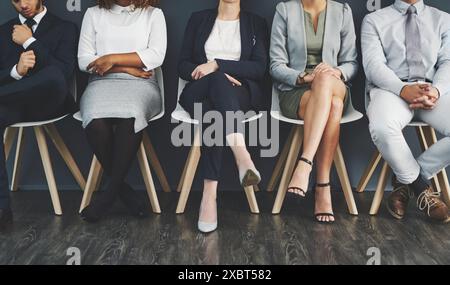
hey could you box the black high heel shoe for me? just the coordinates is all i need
[287,157,313,199]
[314,182,335,224]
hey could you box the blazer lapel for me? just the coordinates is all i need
[322,1,335,64]
[198,10,217,62]
[33,13,53,38]
[239,11,251,60]
[295,1,308,68]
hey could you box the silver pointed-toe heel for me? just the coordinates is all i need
[198,220,218,233]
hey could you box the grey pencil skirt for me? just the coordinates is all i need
[80,73,162,133]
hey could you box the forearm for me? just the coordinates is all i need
[110,53,144,68]
[105,66,132,74]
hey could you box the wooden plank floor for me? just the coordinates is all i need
[0,190,449,265]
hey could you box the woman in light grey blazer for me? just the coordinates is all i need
[270,0,358,223]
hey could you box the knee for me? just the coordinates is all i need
[311,72,334,92]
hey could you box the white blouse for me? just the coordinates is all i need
[78,4,167,73]
[205,19,241,62]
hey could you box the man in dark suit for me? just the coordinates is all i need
[0,0,78,229]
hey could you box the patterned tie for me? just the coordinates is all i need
[405,5,425,81]
[24,18,36,33]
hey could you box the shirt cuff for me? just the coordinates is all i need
[10,65,23,80]
[23,37,36,49]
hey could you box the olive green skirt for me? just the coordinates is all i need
[279,84,350,119]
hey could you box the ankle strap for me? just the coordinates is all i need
[316,182,331,187]
[299,157,313,166]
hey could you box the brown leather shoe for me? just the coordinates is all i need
[417,187,450,223]
[386,179,412,220]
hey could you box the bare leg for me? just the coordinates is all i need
[226,133,258,177]
[199,179,218,224]
[288,73,346,197]
[315,94,345,222]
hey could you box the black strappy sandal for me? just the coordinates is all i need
[286,157,313,199]
[314,182,335,224]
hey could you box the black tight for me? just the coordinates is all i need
[85,118,142,197]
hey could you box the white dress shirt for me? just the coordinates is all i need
[362,0,450,96]
[205,19,241,62]
[10,6,47,80]
[78,4,167,73]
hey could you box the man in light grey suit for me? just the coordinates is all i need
[362,0,450,223]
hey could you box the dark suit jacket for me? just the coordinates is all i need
[0,12,78,111]
[178,8,269,111]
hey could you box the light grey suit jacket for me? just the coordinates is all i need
[270,0,358,92]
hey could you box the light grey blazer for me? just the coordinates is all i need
[270,0,358,92]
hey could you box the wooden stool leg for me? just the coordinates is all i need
[267,127,295,192]
[34,126,62,216]
[11,127,25,192]
[137,142,161,214]
[334,144,358,215]
[244,185,260,214]
[369,161,391,215]
[4,127,18,161]
[143,132,171,192]
[79,156,103,213]
[176,129,200,193]
[272,126,303,214]
[176,128,201,214]
[356,150,382,193]
[44,124,86,190]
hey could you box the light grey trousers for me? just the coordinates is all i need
[367,87,450,184]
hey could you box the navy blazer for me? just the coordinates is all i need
[178,8,269,111]
[0,12,78,87]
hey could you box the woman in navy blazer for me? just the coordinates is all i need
[178,0,268,233]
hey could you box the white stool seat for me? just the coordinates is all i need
[10,114,69,128]
[270,86,363,125]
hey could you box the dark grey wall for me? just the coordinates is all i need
[1,0,449,192]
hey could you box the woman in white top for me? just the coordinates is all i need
[77,0,167,222]
[178,0,268,233]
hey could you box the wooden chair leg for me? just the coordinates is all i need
[143,132,171,193]
[272,126,303,214]
[416,126,441,192]
[267,127,295,192]
[34,126,62,216]
[334,144,358,215]
[176,129,200,193]
[356,150,382,193]
[244,186,259,214]
[137,142,161,214]
[11,127,25,192]
[44,124,86,190]
[79,156,103,213]
[176,128,201,214]
[369,161,391,215]
[4,127,18,161]
[253,185,260,192]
